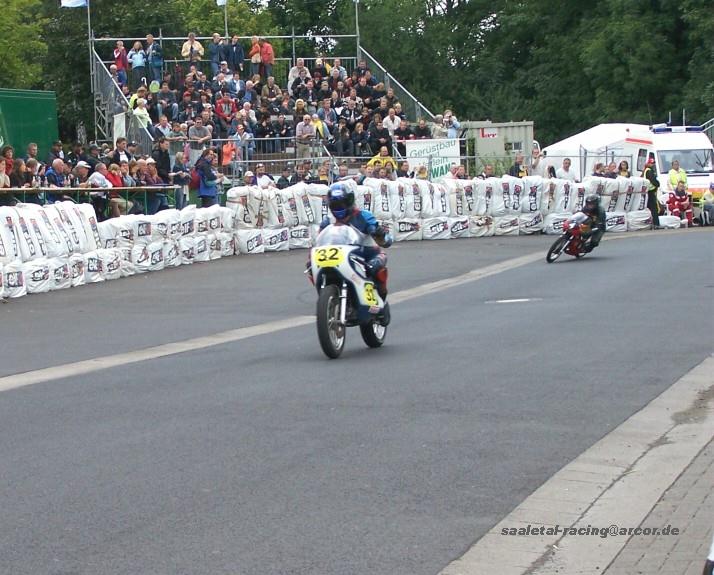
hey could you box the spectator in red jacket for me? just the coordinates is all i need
[215,91,238,137]
[259,37,274,80]
[113,40,129,87]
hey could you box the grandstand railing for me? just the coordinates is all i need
[90,32,434,127]
[91,49,155,154]
[357,46,434,123]
[702,117,714,144]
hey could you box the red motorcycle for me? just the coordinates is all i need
[546,212,592,263]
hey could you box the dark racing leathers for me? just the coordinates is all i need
[582,207,606,252]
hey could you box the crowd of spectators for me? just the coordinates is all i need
[109,33,462,172]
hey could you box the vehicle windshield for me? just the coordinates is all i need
[315,224,363,247]
[657,149,714,174]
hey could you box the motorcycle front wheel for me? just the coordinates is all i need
[316,284,345,359]
[546,235,568,263]
[360,320,387,348]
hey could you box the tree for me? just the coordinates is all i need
[0,0,47,90]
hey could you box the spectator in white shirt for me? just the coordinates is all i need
[555,157,577,181]
[87,162,113,188]
[382,108,401,138]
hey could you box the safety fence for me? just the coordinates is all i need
[92,50,155,155]
[0,175,676,300]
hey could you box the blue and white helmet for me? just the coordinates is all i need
[327,183,355,220]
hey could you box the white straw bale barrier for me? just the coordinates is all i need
[500,175,526,213]
[163,241,182,267]
[217,232,235,257]
[626,210,653,231]
[388,180,408,220]
[629,178,649,211]
[362,178,393,220]
[355,184,374,213]
[179,237,195,265]
[289,225,312,249]
[406,180,427,218]
[0,207,22,264]
[449,216,471,239]
[69,253,86,287]
[521,176,543,213]
[208,234,222,260]
[84,250,105,284]
[422,217,450,240]
[658,215,681,229]
[544,213,572,235]
[21,203,70,257]
[494,215,520,236]
[469,215,495,237]
[262,227,290,252]
[193,235,210,262]
[1,176,661,301]
[3,260,27,298]
[307,184,330,223]
[519,212,545,234]
[394,219,423,242]
[98,248,122,281]
[264,189,291,228]
[551,179,578,213]
[12,207,47,261]
[97,220,118,249]
[276,188,300,228]
[605,212,628,232]
[235,229,264,255]
[49,257,72,291]
[23,258,52,294]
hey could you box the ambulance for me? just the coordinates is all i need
[542,123,714,203]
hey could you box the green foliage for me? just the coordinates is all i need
[0,0,47,89]
[1,0,712,143]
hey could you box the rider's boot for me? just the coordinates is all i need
[378,301,391,326]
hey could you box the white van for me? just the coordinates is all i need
[542,123,714,201]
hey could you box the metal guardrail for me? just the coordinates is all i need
[358,46,434,123]
[91,49,155,154]
[1,186,181,212]
[702,117,714,144]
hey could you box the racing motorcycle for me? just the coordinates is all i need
[308,223,388,359]
[546,212,594,263]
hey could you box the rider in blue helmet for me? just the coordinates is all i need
[321,182,394,325]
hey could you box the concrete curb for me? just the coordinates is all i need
[440,354,714,575]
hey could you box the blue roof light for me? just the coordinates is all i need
[651,125,703,134]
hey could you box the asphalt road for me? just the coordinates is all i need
[0,230,712,575]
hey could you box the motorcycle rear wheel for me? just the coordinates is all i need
[546,235,568,263]
[317,285,345,359]
[360,320,387,348]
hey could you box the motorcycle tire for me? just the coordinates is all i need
[546,235,568,263]
[316,284,345,359]
[360,320,387,349]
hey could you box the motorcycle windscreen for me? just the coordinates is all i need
[314,224,364,247]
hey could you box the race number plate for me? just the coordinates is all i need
[363,282,378,306]
[314,246,345,267]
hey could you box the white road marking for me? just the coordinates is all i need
[2,227,707,393]
[486,298,542,304]
[0,251,543,393]
[439,354,714,575]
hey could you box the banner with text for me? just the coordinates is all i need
[405,139,461,180]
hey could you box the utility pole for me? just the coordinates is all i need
[354,0,360,59]
[224,0,229,38]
